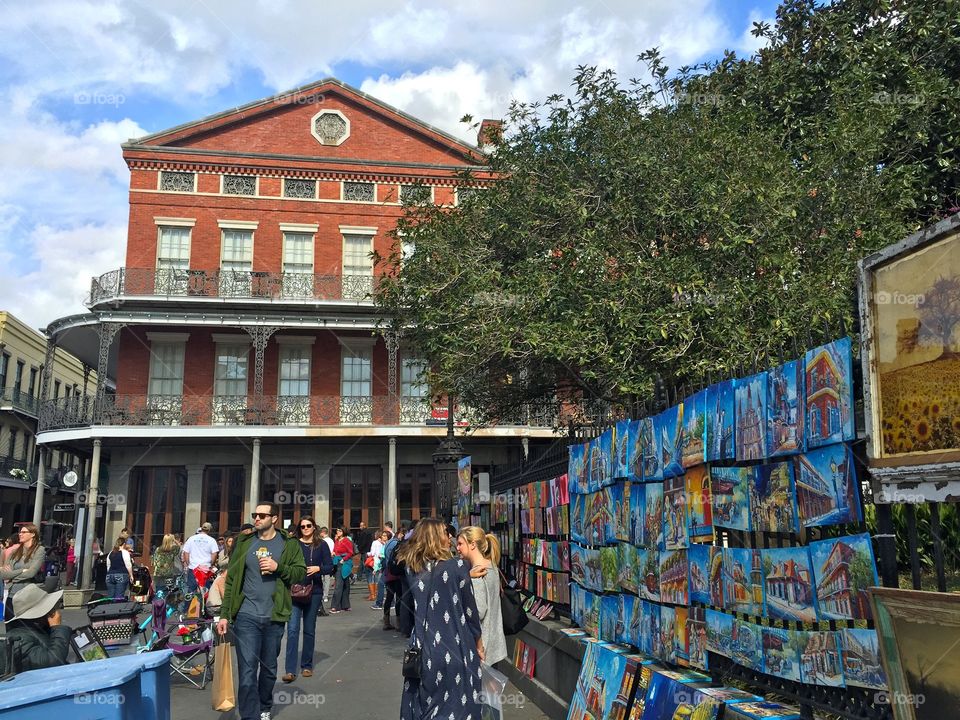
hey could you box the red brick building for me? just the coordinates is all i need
[37,79,556,563]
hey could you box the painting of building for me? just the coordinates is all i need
[706,379,736,462]
[618,542,639,594]
[795,444,862,527]
[762,627,801,682]
[810,533,878,621]
[762,546,818,622]
[750,461,798,534]
[686,464,714,541]
[681,390,708,467]
[615,419,631,480]
[705,609,733,658]
[736,373,768,461]
[708,546,725,607]
[711,466,752,531]
[661,404,685,478]
[840,628,887,690]
[638,415,661,482]
[804,337,854,448]
[643,482,664,550]
[637,547,661,602]
[731,619,763,671]
[630,481,645,546]
[768,359,805,456]
[659,548,690,605]
[664,474,689,549]
[724,547,764,616]
[687,606,709,670]
[660,605,677,663]
[800,631,845,687]
[688,543,711,606]
[639,600,660,656]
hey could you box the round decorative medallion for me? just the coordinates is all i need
[311,110,349,146]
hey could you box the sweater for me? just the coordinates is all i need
[472,565,508,666]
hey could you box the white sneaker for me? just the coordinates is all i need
[260,712,271,720]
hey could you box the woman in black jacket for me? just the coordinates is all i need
[282,516,333,682]
[4,585,70,671]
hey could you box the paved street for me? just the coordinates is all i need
[63,589,549,720]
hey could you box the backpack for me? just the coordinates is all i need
[384,538,405,581]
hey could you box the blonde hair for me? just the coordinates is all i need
[160,534,178,553]
[458,526,501,566]
[113,537,127,552]
[396,517,452,574]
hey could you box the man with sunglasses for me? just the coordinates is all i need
[217,502,306,720]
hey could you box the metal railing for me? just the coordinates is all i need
[0,389,40,417]
[88,267,380,305]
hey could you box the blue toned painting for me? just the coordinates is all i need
[762,627,802,682]
[751,461,799,534]
[639,415,662,482]
[615,420,630,479]
[630,481,645,546]
[705,380,736,462]
[681,390,708,468]
[810,533,878,621]
[768,359,805,456]
[711,466,753,532]
[723,547,765,616]
[660,404,685,478]
[627,418,643,482]
[736,372,768,461]
[796,443,863,527]
[664,474,689,550]
[688,543,711,606]
[804,337,855,448]
[762,546,818,622]
[705,608,733,658]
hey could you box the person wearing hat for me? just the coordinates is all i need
[5,585,70,671]
[181,522,219,593]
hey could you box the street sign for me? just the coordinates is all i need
[54,503,75,512]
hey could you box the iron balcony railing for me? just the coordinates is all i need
[0,389,40,418]
[38,394,568,432]
[88,267,380,305]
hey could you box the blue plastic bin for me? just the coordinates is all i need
[0,649,172,720]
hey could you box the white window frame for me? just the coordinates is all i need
[154,221,193,295]
[218,221,257,297]
[340,226,375,300]
[146,334,187,424]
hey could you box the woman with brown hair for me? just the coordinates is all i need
[1,523,46,620]
[457,526,508,666]
[105,537,135,599]
[282,516,332,682]
[398,517,485,720]
[151,533,182,593]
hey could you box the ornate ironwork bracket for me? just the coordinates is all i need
[383,330,400,398]
[40,338,57,402]
[94,323,124,415]
[244,326,279,422]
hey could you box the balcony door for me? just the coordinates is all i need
[156,225,191,294]
[261,465,316,530]
[202,466,245,535]
[398,465,435,522]
[281,231,314,298]
[278,341,311,424]
[220,229,253,297]
[126,467,188,563]
[329,465,381,531]
[147,339,185,424]
[340,340,373,423]
[400,357,429,424]
[213,341,249,424]
[341,231,374,300]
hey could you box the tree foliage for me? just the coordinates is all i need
[375,0,960,426]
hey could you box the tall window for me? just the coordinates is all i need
[12,360,23,398]
[341,232,373,300]
[400,357,429,424]
[27,367,37,397]
[282,232,314,298]
[8,429,17,459]
[220,229,253,296]
[261,465,316,529]
[202,466,246,535]
[0,353,8,390]
[340,345,372,423]
[213,344,249,424]
[127,467,188,563]
[148,341,185,424]
[329,465,381,530]
[157,226,191,294]
[53,380,60,399]
[278,344,310,424]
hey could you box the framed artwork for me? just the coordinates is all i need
[685,464,714,541]
[660,404,685,478]
[810,532,878,621]
[840,627,887,691]
[637,547,661,602]
[659,549,689,605]
[762,627,802,682]
[724,547,765,616]
[768,359,805,456]
[585,487,616,545]
[711,466,753,531]
[70,625,109,662]
[615,419,631,479]
[870,588,960,720]
[798,630,845,687]
[614,481,632,542]
[643,482,664,550]
[736,372,769,461]
[804,337,855,449]
[681,390,708,468]
[600,545,620,592]
[762,546,818,622]
[751,461,799,534]
[664,475,689,549]
[706,379,736,462]
[795,443,863,527]
[687,543,711,606]
[659,605,677,664]
[731,619,764,672]
[705,609,733,658]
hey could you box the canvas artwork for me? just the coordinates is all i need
[762,627,802,682]
[724,547,765,616]
[571,543,587,587]
[795,444,863,527]
[810,533,878,621]
[804,337,855,449]
[798,630,845,687]
[570,493,586,544]
[708,546,726,608]
[574,639,601,700]
[583,591,601,638]
[600,546,620,593]
[583,546,603,592]
[643,482,665,550]
[629,482,645,546]
[706,379,736,462]
[619,542,640,594]
[705,608,734,658]
[674,606,690,664]
[638,600,661,657]
[617,593,637,646]
[768,359,805,456]
[614,481,632,542]
[736,372,769,461]
[762,546,818,622]
[637,547,661,602]
[687,606,709,670]
[688,543,711,606]
[456,455,473,528]
[569,443,589,495]
[731,619,764,672]
[840,628,887,690]
[659,549,689,605]
[567,642,643,720]
[627,419,643,482]
[664,475,689,549]
[725,701,802,720]
[638,416,661,482]
[596,428,616,487]
[585,488,616,545]
[694,686,763,707]
[711,466,753,532]
[686,464,714,541]
[660,404,685,478]
[659,605,677,664]
[615,419,631,480]
[751,461,799,534]
[681,390,708,468]
[600,594,620,642]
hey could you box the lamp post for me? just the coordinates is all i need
[432,395,463,521]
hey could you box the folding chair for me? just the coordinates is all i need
[144,597,215,689]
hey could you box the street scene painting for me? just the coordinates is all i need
[664,474,689,549]
[762,627,802,682]
[736,372,769,461]
[687,606,708,670]
[685,464,713,541]
[456,455,472,528]
[618,542,639,595]
[643,482,665,550]
[706,379,736,462]
[798,631,845,687]
[567,639,640,720]
[627,419,643,481]
[595,428,615,488]
[731,619,764,672]
[711,466,753,531]
[724,547,765,616]
[706,608,734,658]
[840,628,887,690]
[639,599,661,657]
[637,547,661,602]
[639,415,662,482]
[762,546,818,622]
[615,419,631,479]
[795,444,863,527]
[629,481,645,546]
[660,404,685,478]
[681,390,707,467]
[708,545,726,608]
[751,461,798,534]
[810,533,878,621]
[767,359,805,456]
[614,481,632,542]
[659,548,689,605]
[659,604,677,663]
[687,542,711,606]
[804,337,855,448]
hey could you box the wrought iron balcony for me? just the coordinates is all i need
[88,267,379,306]
[0,389,40,418]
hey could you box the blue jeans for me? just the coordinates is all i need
[285,593,322,674]
[105,573,129,598]
[233,613,285,720]
[375,571,385,605]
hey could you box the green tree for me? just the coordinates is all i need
[375,0,960,425]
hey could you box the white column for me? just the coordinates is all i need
[81,439,102,590]
[313,463,331,528]
[249,438,262,509]
[31,448,47,527]
[184,464,204,534]
[385,437,398,525]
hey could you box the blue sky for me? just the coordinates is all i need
[0,0,781,329]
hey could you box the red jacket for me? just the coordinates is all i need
[333,537,355,560]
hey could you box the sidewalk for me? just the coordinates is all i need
[63,592,549,720]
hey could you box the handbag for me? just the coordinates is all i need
[290,582,312,601]
[364,555,375,569]
[211,639,236,711]
[498,569,528,635]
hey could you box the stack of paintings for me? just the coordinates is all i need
[566,641,644,720]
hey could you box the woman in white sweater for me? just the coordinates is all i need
[456,526,508,666]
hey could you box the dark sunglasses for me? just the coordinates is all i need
[251,512,273,520]
[299,523,314,529]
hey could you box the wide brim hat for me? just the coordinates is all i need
[9,585,63,622]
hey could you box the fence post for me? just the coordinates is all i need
[929,502,947,593]
[904,503,922,590]
[874,502,899,588]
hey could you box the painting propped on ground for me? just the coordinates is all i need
[768,359,805,456]
[796,443,863,527]
[706,380,736,462]
[736,373,768,461]
[804,337,855,449]
[810,533,878,621]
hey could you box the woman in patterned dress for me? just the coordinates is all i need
[398,518,485,720]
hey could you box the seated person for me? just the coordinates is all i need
[4,585,70,671]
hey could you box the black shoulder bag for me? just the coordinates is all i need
[498,568,529,635]
[402,563,440,680]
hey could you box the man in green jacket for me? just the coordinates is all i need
[217,501,305,720]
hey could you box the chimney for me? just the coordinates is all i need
[477,119,503,149]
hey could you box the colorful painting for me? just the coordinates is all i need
[694,686,763,706]
[708,546,725,608]
[674,606,689,663]
[637,547,661,602]
[706,380,736,461]
[618,542,639,594]
[663,475,689,549]
[659,605,677,663]
[638,600,660,656]
[596,429,616,488]
[614,481,632,542]
[660,404,685,478]
[705,609,733,657]
[681,390,708,467]
[795,444,863,527]
[585,487,616,545]
[762,546,818,622]
[688,543,711,606]
[685,465,713,541]
[736,372,769,461]
[582,546,603,591]
[659,549,689,605]
[840,628,887,690]
[711,466,753,531]
[629,482,645,546]
[600,594,620,642]
[724,547,765,616]
[627,419,643,482]
[725,701,801,720]
[798,630,845,687]
[567,638,641,720]
[456,455,473,528]
[569,443,589,495]
[762,627,802,681]
[571,543,588,587]
[731,619,764,672]
[687,606,708,670]
[642,482,664,550]
[804,337,855,448]
[768,359,805,456]
[617,593,636,646]
[750,461,798,534]
[810,533,878,621]
[582,590,601,637]
[615,420,631,479]
[600,545,620,593]
[638,415,662,482]
[570,493,586,544]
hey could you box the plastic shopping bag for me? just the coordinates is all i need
[211,640,236,711]
[478,662,508,720]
